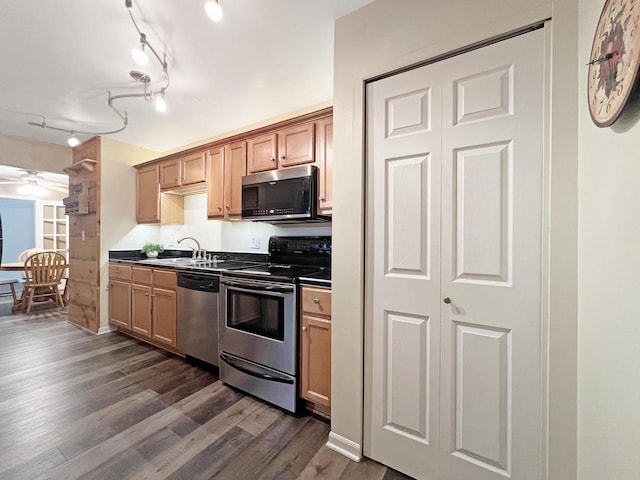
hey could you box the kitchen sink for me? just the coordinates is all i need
[140,257,217,266]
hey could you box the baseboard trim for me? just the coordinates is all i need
[326,431,363,462]
[97,325,117,335]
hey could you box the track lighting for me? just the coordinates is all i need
[205,0,223,22]
[67,133,80,147]
[27,0,170,143]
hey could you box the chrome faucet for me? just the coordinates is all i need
[177,237,202,259]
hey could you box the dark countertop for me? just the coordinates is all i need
[109,250,331,286]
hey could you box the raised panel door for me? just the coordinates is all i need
[136,165,160,223]
[224,141,247,218]
[366,29,545,480]
[316,117,333,214]
[247,133,277,173]
[159,158,181,189]
[131,284,152,337]
[207,147,225,218]
[181,152,206,185]
[108,280,131,329]
[300,314,331,407]
[278,122,315,167]
[152,287,177,347]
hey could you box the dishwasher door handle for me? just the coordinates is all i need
[220,352,294,384]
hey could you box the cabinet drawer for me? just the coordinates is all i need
[132,266,153,285]
[153,269,177,289]
[301,287,331,317]
[109,264,131,281]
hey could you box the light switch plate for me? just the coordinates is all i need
[250,237,260,249]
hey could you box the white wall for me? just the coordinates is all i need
[332,0,579,477]
[0,133,71,174]
[577,1,640,478]
[99,138,159,330]
[221,221,331,253]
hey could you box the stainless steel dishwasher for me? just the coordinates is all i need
[177,272,220,366]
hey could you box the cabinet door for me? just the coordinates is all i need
[300,314,331,406]
[131,284,152,337]
[108,280,131,329]
[152,287,177,347]
[136,164,160,223]
[181,152,206,185]
[159,158,181,189]
[224,141,247,218]
[316,117,333,215]
[207,147,225,218]
[278,123,315,168]
[247,133,277,173]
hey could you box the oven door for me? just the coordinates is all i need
[219,277,296,375]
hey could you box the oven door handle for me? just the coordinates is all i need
[222,279,294,293]
[220,353,294,384]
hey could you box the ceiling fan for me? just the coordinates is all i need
[0,170,68,194]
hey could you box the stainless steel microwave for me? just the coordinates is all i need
[241,165,330,224]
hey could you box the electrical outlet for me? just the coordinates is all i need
[250,237,260,249]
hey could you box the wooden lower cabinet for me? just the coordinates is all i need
[300,286,332,412]
[109,264,178,352]
[108,280,131,329]
[131,283,152,337]
[152,287,177,347]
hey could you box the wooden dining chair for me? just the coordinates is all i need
[22,252,67,313]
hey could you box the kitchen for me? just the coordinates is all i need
[2,0,640,479]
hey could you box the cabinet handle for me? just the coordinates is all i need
[319,197,325,202]
[271,157,276,162]
[145,293,149,296]
[226,205,230,210]
[280,154,285,160]
[153,213,157,218]
[218,206,222,211]
[313,298,320,304]
[301,326,308,332]
[180,176,184,180]
[174,177,178,182]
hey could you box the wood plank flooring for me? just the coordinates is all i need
[0,309,413,480]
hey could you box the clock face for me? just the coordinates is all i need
[588,0,640,127]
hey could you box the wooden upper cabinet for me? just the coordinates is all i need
[181,152,206,185]
[136,164,184,225]
[159,158,181,189]
[160,152,206,190]
[278,122,315,168]
[316,117,333,215]
[207,147,225,219]
[136,164,160,223]
[224,142,247,218]
[247,133,277,173]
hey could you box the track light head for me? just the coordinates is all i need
[67,133,80,147]
[205,0,223,22]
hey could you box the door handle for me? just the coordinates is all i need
[443,297,451,304]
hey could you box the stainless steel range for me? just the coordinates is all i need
[219,236,331,413]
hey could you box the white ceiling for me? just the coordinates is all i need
[0,0,373,153]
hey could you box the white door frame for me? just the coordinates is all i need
[330,7,579,480]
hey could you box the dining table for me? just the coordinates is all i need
[0,261,70,312]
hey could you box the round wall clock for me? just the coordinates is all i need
[588,0,640,127]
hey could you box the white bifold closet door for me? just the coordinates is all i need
[365,28,545,480]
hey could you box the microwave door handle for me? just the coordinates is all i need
[220,353,294,384]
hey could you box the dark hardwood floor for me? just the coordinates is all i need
[0,308,413,480]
